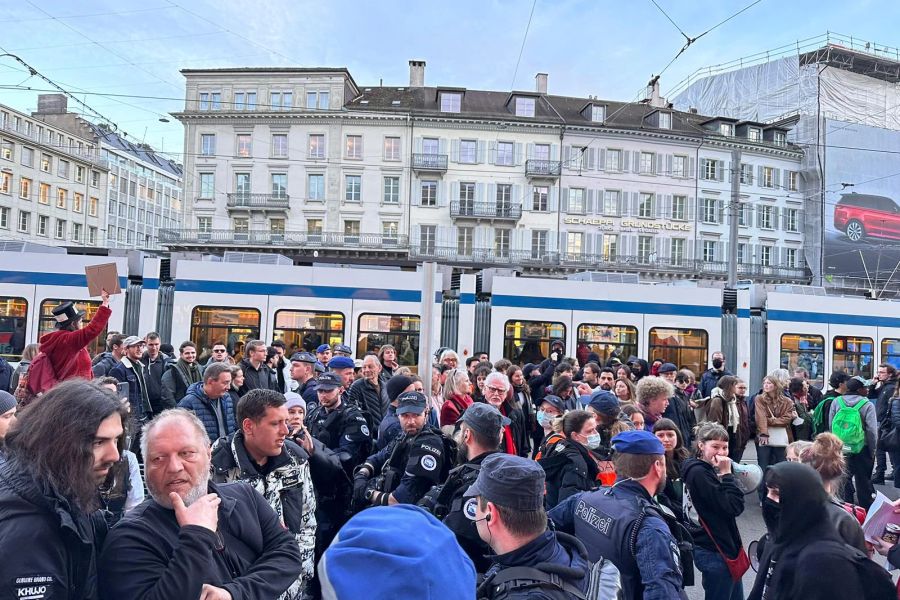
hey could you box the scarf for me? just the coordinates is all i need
[727,397,740,430]
[500,403,517,456]
[175,358,202,386]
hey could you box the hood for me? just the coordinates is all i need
[765,461,829,544]
[491,530,588,580]
[631,359,650,379]
[838,394,866,407]
[681,456,711,479]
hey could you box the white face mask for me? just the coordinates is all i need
[585,433,602,449]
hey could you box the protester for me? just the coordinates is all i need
[0,391,16,459]
[654,417,691,520]
[482,371,528,457]
[140,332,171,415]
[9,342,38,395]
[754,374,796,503]
[635,376,672,432]
[705,375,752,462]
[0,380,126,599]
[378,344,398,381]
[161,341,204,408]
[238,339,277,394]
[110,335,154,424]
[39,290,111,386]
[176,361,237,442]
[440,367,474,436]
[661,362,695,447]
[348,354,385,435]
[93,333,126,378]
[788,377,813,442]
[622,403,645,430]
[533,394,566,460]
[871,362,898,485]
[699,351,732,398]
[540,409,599,508]
[98,408,303,599]
[615,376,636,404]
[827,376,877,510]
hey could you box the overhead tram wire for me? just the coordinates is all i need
[510,0,538,90]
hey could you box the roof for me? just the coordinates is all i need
[180,66,353,75]
[801,43,900,83]
[87,123,183,178]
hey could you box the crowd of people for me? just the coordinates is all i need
[0,294,898,599]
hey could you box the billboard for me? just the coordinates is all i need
[824,118,900,290]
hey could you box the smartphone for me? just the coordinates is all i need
[116,382,129,401]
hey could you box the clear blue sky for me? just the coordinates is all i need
[1,0,899,161]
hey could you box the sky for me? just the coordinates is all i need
[1,0,900,161]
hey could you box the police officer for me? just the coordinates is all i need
[290,351,319,413]
[353,391,448,509]
[420,403,506,573]
[549,430,688,600]
[332,343,353,358]
[328,355,356,404]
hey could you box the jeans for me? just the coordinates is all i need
[843,449,876,510]
[756,443,787,502]
[694,546,744,600]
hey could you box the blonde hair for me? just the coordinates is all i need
[801,432,846,484]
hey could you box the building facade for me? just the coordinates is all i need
[0,97,107,247]
[169,63,805,283]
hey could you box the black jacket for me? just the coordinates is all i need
[140,352,172,414]
[161,361,203,409]
[664,388,696,446]
[98,481,302,600]
[682,457,744,559]
[506,404,531,458]
[539,439,598,509]
[873,376,898,427]
[0,458,103,600]
[238,358,276,396]
[348,377,386,436]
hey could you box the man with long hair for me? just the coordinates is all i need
[0,379,127,598]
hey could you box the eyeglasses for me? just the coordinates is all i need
[485,386,507,395]
[213,349,227,353]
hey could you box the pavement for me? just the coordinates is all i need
[683,444,900,599]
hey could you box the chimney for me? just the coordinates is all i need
[645,76,666,108]
[36,94,68,115]
[535,73,548,94]
[409,60,426,87]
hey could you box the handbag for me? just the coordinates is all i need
[766,406,789,447]
[878,424,900,452]
[699,518,750,581]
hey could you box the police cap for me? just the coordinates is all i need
[396,391,427,415]
[611,430,665,455]
[333,343,352,355]
[316,371,343,390]
[290,351,317,364]
[316,344,330,354]
[457,403,509,441]
[464,454,544,511]
[328,356,355,370]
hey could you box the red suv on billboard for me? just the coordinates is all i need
[834,193,900,242]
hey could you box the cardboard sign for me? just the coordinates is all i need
[84,263,121,297]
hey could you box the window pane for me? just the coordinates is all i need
[40,300,106,358]
[648,328,708,375]
[577,324,637,365]
[273,310,345,354]
[832,336,874,379]
[780,334,825,389]
[503,320,566,366]
[191,306,260,362]
[357,314,420,372]
[0,297,27,360]
[883,339,900,371]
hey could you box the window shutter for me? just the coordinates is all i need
[687,196,695,220]
[772,206,780,229]
[584,233,594,256]
[774,169,781,188]
[716,199,724,223]
[716,161,725,182]
[414,137,423,154]
[450,139,460,162]
[476,182,485,203]
[689,156,696,178]
[487,183,496,205]
[726,161,732,183]
[782,170,790,190]
[550,144,560,161]
[561,188,569,213]
[587,147,596,171]
[412,181,421,207]
[549,187,559,212]
[411,224,421,246]
[632,151,640,174]
[757,165,764,185]
[622,151,630,173]
[522,229,533,254]
[563,146,572,169]
[526,143,535,161]
[663,194,672,218]
[439,138,448,156]
[515,142,524,166]
[548,230,558,254]
[631,192,640,217]
[655,153,663,175]
[438,181,448,207]
[477,140,486,164]
[616,192,623,216]
[512,184,521,209]
[451,181,460,204]
[586,189,595,214]
[488,141,497,166]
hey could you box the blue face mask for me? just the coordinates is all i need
[537,410,553,427]
[586,433,602,449]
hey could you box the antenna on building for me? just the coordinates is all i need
[141,127,148,144]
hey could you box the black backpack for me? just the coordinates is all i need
[799,540,894,600]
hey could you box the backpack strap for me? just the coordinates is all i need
[483,566,587,600]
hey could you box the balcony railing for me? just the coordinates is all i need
[226,193,290,209]
[525,159,562,178]
[158,229,408,249]
[450,201,522,220]
[411,153,448,172]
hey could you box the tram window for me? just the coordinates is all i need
[883,339,900,371]
[274,310,345,355]
[357,314,420,370]
[648,327,708,375]
[191,306,260,363]
[780,334,825,389]
[39,299,106,358]
[0,296,27,360]
[504,320,566,366]
[577,324,638,366]
[832,336,874,379]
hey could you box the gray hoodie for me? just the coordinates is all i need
[827,394,877,454]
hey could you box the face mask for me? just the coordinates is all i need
[537,410,548,427]
[712,359,724,369]
[585,433,602,449]
[761,497,781,535]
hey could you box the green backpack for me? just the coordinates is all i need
[831,397,867,454]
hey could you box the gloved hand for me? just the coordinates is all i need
[352,473,370,512]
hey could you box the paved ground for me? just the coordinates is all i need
[683,445,899,599]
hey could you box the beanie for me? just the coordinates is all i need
[0,390,15,414]
[386,375,414,403]
[320,505,476,600]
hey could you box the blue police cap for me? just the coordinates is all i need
[328,356,355,370]
[611,430,665,455]
[396,391,427,415]
[316,344,331,354]
[464,454,544,510]
[333,344,352,355]
[588,390,620,417]
[290,351,317,364]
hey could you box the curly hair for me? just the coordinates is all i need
[636,376,674,407]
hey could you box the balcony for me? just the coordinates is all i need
[158,229,408,250]
[450,201,522,221]
[226,193,290,213]
[525,159,562,179]
[412,153,448,173]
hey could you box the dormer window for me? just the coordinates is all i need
[748,127,761,142]
[440,92,461,113]
[515,97,535,117]
[658,112,672,129]
[774,131,786,146]
[591,105,606,122]
[719,123,734,137]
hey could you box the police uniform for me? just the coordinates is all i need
[306,374,371,474]
[548,430,688,600]
[356,392,449,507]
[290,352,320,415]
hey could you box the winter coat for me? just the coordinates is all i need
[664,387,696,446]
[177,381,237,442]
[871,376,898,424]
[439,394,472,430]
[754,392,796,442]
[40,305,111,383]
[706,391,752,450]
[698,366,732,399]
[92,352,119,378]
[140,353,172,415]
[0,457,104,600]
[97,481,303,600]
[505,404,530,458]
[348,377,386,436]
[237,358,276,395]
[109,357,152,420]
[161,361,202,409]
[539,439,599,509]
[0,356,12,393]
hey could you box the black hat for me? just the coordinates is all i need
[457,403,510,441]
[52,301,85,327]
[658,362,677,374]
[396,391,427,415]
[465,454,545,510]
[540,394,566,413]
[588,390,620,417]
[290,351,317,364]
[316,372,343,390]
[386,375,414,403]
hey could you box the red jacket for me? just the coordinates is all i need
[39,305,112,382]
[439,393,473,428]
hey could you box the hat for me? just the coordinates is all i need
[732,462,763,495]
[540,394,566,413]
[316,372,343,390]
[522,363,536,379]
[316,344,331,354]
[611,430,665,455]
[319,505,476,600]
[657,362,677,374]
[396,391,427,415]
[588,390,620,417]
[0,390,16,414]
[386,375,414,403]
[284,392,306,412]
[122,335,144,348]
[290,351,317,364]
[457,403,510,441]
[354,358,364,368]
[333,344,352,355]
[314,362,326,373]
[51,301,85,327]
[328,356,355,370]
[465,454,545,511]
